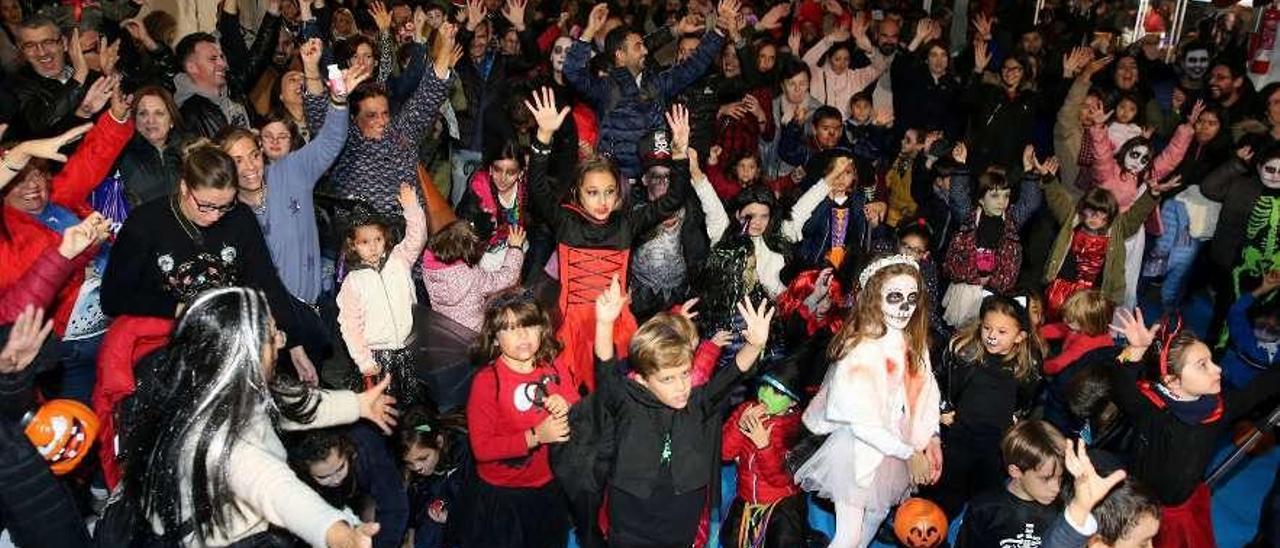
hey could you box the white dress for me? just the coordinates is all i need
[794,332,941,513]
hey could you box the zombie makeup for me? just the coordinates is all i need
[1123,145,1151,173]
[1182,48,1210,80]
[881,274,920,331]
[1261,158,1280,189]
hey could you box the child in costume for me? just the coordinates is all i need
[941,144,1043,327]
[934,295,1043,518]
[1082,99,1196,308]
[1041,290,1116,434]
[459,289,579,547]
[1041,153,1174,320]
[1224,270,1280,389]
[397,406,472,548]
[721,349,809,547]
[795,254,942,548]
[524,87,691,392]
[336,185,428,407]
[1109,308,1280,547]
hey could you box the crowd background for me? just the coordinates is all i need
[1,0,1280,545]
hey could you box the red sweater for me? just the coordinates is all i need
[721,401,803,504]
[0,112,134,335]
[1040,323,1115,376]
[93,315,172,488]
[466,356,580,488]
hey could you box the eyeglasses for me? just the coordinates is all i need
[20,38,60,53]
[189,192,237,214]
[260,133,292,144]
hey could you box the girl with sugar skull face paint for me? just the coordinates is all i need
[796,256,942,548]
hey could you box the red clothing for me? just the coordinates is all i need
[0,112,134,336]
[466,356,580,488]
[1039,323,1114,376]
[1046,229,1109,319]
[0,246,77,323]
[93,315,172,488]
[556,244,636,392]
[1153,483,1215,548]
[722,402,802,504]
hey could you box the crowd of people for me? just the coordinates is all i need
[2,0,1280,546]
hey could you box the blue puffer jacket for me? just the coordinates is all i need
[564,31,725,178]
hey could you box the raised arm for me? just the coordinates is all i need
[564,4,612,108]
[390,185,427,265]
[390,22,458,145]
[525,87,573,232]
[690,151,729,245]
[628,105,692,236]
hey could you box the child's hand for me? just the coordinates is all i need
[738,403,772,449]
[506,225,527,248]
[1063,438,1126,517]
[543,393,570,418]
[594,275,628,325]
[925,435,943,484]
[666,103,691,158]
[524,86,570,144]
[1109,307,1158,356]
[940,411,955,426]
[676,297,700,321]
[908,451,933,485]
[711,330,733,347]
[951,142,967,164]
[708,145,722,166]
[397,184,417,208]
[534,413,571,444]
[737,297,775,349]
[1255,270,1280,297]
[1149,174,1182,197]
[1037,156,1060,177]
[1022,144,1037,174]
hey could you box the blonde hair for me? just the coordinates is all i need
[628,313,695,377]
[1061,290,1113,336]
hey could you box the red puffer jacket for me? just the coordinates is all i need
[93,315,171,489]
[0,112,134,336]
[721,401,803,504]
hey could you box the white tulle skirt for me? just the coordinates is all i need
[793,428,912,513]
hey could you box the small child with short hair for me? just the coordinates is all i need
[1042,290,1116,377]
[956,420,1067,548]
[581,276,775,547]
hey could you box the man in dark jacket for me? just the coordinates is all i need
[564,0,736,180]
[10,16,98,139]
[173,0,281,138]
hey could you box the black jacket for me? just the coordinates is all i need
[10,65,97,139]
[453,28,540,152]
[179,11,281,138]
[115,133,185,207]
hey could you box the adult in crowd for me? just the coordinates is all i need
[11,18,110,138]
[114,85,185,207]
[173,0,282,138]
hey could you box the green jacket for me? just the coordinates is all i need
[1042,177,1158,304]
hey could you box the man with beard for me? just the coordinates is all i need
[1207,61,1253,128]
[870,16,902,120]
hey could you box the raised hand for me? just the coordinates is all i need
[464,0,488,31]
[370,1,392,32]
[342,61,373,96]
[1108,307,1158,354]
[1063,438,1127,517]
[1037,156,1060,177]
[1022,145,1037,173]
[737,297,774,349]
[594,274,628,325]
[582,3,609,41]
[69,28,88,82]
[0,306,53,373]
[850,12,872,53]
[502,0,527,31]
[433,22,458,78]
[1083,55,1113,76]
[523,86,569,144]
[951,142,968,164]
[357,374,399,434]
[1238,145,1255,163]
[1149,174,1182,196]
[300,37,323,70]
[715,0,741,34]
[1188,99,1206,125]
[787,29,801,56]
[98,37,120,76]
[397,184,417,208]
[973,12,993,41]
[77,73,116,118]
[756,3,789,31]
[973,38,991,73]
[666,103,691,159]
[121,18,158,51]
[58,212,111,259]
[5,123,92,168]
[675,13,704,35]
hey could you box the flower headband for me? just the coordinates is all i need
[858,254,920,289]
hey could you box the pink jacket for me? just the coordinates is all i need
[1086,123,1192,212]
[421,247,523,332]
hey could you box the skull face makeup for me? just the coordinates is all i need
[1183,49,1210,80]
[880,274,919,331]
[1123,145,1151,173]
[1261,159,1280,189]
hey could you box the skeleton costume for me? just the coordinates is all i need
[795,255,941,548]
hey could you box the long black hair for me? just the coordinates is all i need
[121,287,320,542]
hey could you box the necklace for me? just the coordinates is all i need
[170,195,202,244]
[240,185,267,213]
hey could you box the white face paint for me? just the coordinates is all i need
[1183,50,1210,80]
[1123,145,1151,173]
[1261,158,1280,189]
[880,273,919,331]
[551,37,572,73]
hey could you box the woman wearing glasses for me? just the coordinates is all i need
[101,143,318,383]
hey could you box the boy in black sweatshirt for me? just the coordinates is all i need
[957,420,1067,548]
[568,277,773,547]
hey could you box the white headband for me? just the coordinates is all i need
[859,254,921,289]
